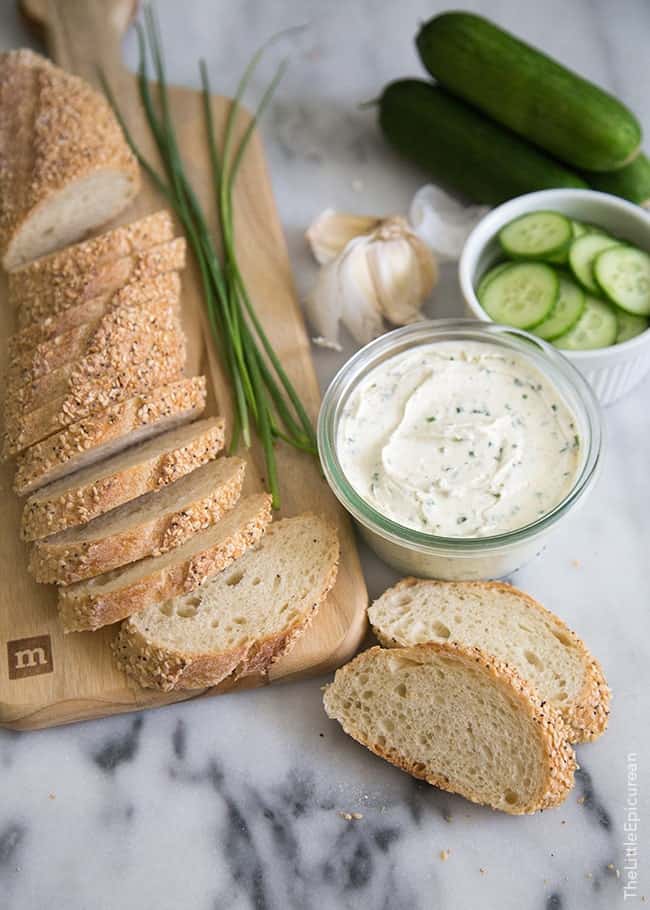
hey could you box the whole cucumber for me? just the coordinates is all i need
[583,154,650,207]
[378,80,586,205]
[416,12,641,172]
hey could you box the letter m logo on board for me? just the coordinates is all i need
[7,635,54,680]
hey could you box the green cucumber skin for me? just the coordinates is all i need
[378,80,586,206]
[584,154,650,207]
[416,12,642,172]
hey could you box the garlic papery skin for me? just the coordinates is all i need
[306,209,382,265]
[304,213,438,349]
[366,216,437,325]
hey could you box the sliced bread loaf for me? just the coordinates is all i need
[5,294,183,418]
[16,237,186,329]
[8,272,182,360]
[368,579,610,743]
[7,274,181,390]
[8,210,173,304]
[58,493,273,632]
[30,456,246,584]
[22,416,225,540]
[323,643,576,815]
[14,376,207,495]
[0,50,140,270]
[4,324,186,456]
[112,514,340,691]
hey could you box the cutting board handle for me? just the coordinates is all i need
[20,0,136,86]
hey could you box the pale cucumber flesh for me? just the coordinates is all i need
[499,211,572,260]
[480,262,557,329]
[533,274,585,340]
[615,310,649,343]
[568,233,620,293]
[554,296,618,350]
[594,246,650,316]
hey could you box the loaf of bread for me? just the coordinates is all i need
[323,643,577,815]
[0,50,140,270]
[368,578,610,743]
[14,376,207,495]
[8,271,181,360]
[30,456,246,584]
[113,514,339,690]
[4,321,186,456]
[58,493,273,632]
[16,237,186,329]
[7,210,173,304]
[22,417,225,540]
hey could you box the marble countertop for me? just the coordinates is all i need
[1,1,649,908]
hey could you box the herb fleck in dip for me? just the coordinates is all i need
[337,340,581,537]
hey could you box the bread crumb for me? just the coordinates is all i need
[577,796,585,805]
[479,868,486,876]
[48,793,56,800]
[351,812,363,820]
[338,811,363,821]
[439,850,450,861]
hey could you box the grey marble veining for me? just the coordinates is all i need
[1,2,649,908]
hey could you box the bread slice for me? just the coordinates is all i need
[8,210,173,305]
[14,376,207,495]
[323,643,576,815]
[3,323,186,456]
[368,579,610,743]
[5,294,183,423]
[0,50,139,270]
[9,272,182,363]
[58,493,273,632]
[30,456,246,584]
[7,273,182,392]
[22,416,225,540]
[16,237,186,330]
[112,514,340,691]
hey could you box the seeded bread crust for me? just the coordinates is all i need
[8,272,182,361]
[16,237,186,329]
[29,457,246,584]
[58,493,273,632]
[0,50,140,270]
[8,210,173,304]
[22,416,225,541]
[370,578,611,743]
[4,324,186,456]
[323,642,577,815]
[14,376,207,495]
[7,274,182,391]
[5,296,184,421]
[112,515,340,691]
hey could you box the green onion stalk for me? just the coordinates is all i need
[100,5,317,508]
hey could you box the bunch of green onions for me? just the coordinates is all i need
[101,6,317,508]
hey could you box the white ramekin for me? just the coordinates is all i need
[459,188,650,406]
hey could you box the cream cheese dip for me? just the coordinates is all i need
[337,340,581,538]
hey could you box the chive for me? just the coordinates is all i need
[101,6,317,508]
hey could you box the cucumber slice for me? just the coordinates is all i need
[533,274,585,340]
[499,211,572,260]
[554,296,618,350]
[568,233,620,293]
[480,262,558,329]
[593,246,650,316]
[476,261,511,299]
[615,309,649,344]
[571,220,589,239]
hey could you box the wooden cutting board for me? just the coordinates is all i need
[0,0,368,730]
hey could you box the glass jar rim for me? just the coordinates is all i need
[317,319,603,553]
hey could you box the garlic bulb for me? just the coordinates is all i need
[305,212,438,350]
[306,209,381,265]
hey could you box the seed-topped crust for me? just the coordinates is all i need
[29,456,246,584]
[14,376,207,495]
[5,294,183,421]
[0,49,140,270]
[323,642,577,815]
[58,493,273,632]
[8,210,173,305]
[8,271,182,361]
[22,416,225,541]
[3,321,186,457]
[16,237,186,329]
